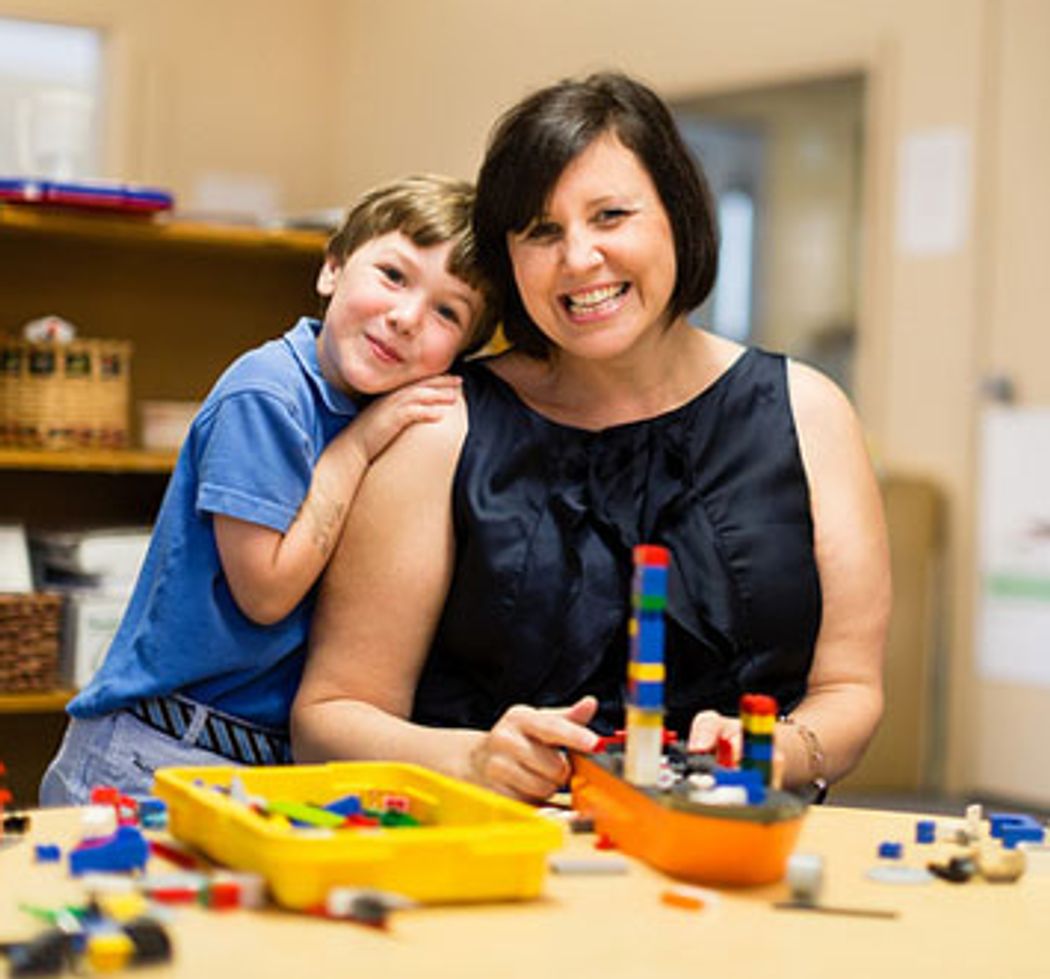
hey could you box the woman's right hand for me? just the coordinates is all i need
[469,696,600,802]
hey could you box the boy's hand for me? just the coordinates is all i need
[342,375,462,468]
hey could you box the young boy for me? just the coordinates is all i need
[40,175,497,804]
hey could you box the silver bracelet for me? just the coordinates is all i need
[779,715,828,799]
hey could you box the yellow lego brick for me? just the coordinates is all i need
[628,661,665,683]
[743,713,776,735]
[86,931,134,973]
[96,892,149,922]
[626,706,664,729]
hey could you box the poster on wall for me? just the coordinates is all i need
[977,407,1050,687]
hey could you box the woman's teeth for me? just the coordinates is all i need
[564,284,627,313]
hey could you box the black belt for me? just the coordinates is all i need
[129,694,292,766]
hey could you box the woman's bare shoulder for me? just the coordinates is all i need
[786,357,851,408]
[365,393,468,493]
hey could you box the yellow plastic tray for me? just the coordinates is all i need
[152,762,563,908]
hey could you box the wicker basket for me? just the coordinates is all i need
[0,593,62,692]
[0,337,132,449]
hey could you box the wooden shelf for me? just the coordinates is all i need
[0,689,74,714]
[0,205,324,790]
[0,447,177,474]
[0,202,327,255]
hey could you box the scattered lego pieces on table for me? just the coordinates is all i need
[549,855,630,875]
[660,884,719,911]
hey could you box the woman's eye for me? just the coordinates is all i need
[523,221,560,242]
[595,207,630,224]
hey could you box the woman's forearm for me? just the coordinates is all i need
[777,679,884,790]
[291,699,484,785]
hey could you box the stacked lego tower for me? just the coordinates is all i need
[624,545,670,786]
[739,693,778,786]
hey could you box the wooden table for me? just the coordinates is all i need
[1,804,1046,978]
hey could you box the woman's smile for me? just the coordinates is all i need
[561,282,631,321]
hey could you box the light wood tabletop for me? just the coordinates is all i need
[1,803,1046,979]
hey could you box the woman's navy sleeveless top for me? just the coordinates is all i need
[413,349,822,736]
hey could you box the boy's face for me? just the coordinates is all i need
[315,231,481,396]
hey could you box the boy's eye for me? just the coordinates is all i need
[436,304,463,328]
[379,264,406,284]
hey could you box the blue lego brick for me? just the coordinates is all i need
[915,819,937,844]
[630,619,665,663]
[742,739,774,762]
[988,812,1046,849]
[628,680,664,710]
[323,793,363,817]
[138,798,168,830]
[69,826,149,876]
[34,843,61,862]
[713,768,766,804]
[632,565,669,599]
[877,841,903,860]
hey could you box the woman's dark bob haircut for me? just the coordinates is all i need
[474,71,719,356]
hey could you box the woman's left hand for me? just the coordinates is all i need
[687,710,742,760]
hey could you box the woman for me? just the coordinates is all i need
[292,72,891,803]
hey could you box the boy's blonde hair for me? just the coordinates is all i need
[326,174,499,355]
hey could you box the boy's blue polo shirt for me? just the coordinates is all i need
[69,318,359,730]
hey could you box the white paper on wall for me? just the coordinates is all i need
[977,407,1050,686]
[896,128,972,256]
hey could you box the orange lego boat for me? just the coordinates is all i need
[572,547,808,886]
[569,747,807,887]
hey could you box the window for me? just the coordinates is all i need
[712,189,756,344]
[0,17,104,180]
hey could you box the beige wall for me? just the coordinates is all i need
[4,0,1048,798]
[0,0,343,212]
[972,0,1050,803]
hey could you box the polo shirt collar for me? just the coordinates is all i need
[286,317,359,416]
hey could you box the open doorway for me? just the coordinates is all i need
[674,75,865,397]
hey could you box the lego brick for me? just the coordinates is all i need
[988,812,1045,849]
[630,619,665,662]
[743,739,774,762]
[740,693,778,716]
[632,544,670,567]
[915,819,937,844]
[632,565,669,598]
[627,660,666,683]
[632,592,668,612]
[625,706,664,729]
[69,826,149,876]
[742,712,776,735]
[714,768,767,804]
[628,680,664,709]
